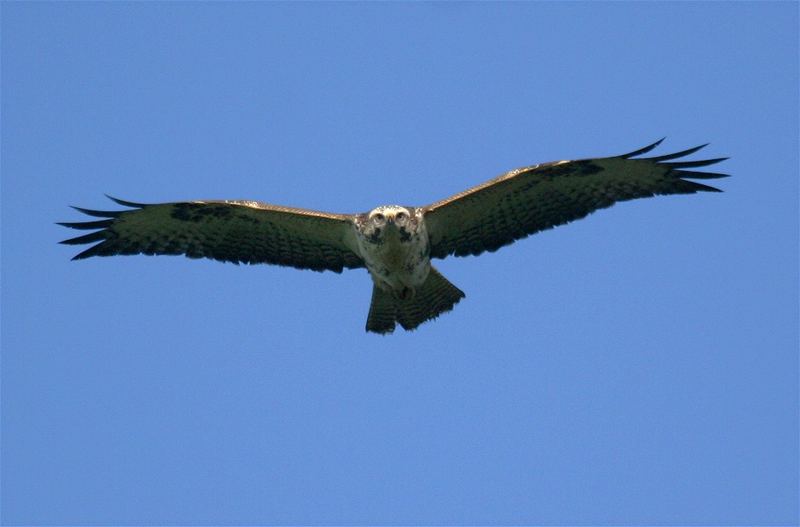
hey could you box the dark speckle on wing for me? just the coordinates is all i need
[236,213,261,224]
[574,161,604,176]
[539,160,604,179]
[171,203,234,222]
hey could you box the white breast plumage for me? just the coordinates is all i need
[353,205,431,297]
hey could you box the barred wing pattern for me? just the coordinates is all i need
[423,140,728,258]
[60,197,364,272]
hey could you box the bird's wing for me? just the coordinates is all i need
[60,197,364,272]
[422,140,729,259]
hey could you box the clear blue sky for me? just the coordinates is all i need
[2,2,797,525]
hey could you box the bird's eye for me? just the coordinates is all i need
[395,211,407,222]
[373,213,385,222]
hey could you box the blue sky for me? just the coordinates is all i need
[2,2,797,524]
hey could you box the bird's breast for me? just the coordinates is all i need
[354,222,431,291]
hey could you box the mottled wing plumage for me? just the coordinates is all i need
[60,197,364,272]
[423,140,729,258]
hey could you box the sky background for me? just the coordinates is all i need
[2,2,798,525]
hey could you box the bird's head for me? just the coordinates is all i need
[360,205,418,243]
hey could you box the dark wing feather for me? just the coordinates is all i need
[423,140,729,258]
[59,197,364,272]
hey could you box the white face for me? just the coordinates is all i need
[356,205,417,245]
[369,205,411,227]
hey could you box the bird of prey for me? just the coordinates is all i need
[60,139,728,334]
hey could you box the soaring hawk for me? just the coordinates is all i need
[60,139,728,334]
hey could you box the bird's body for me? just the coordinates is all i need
[60,139,728,333]
[353,206,431,299]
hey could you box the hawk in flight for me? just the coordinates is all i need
[60,139,728,334]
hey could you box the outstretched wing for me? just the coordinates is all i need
[60,197,364,272]
[423,139,729,258]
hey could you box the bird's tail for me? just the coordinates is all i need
[366,266,465,334]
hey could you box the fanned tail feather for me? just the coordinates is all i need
[365,267,465,334]
[366,285,398,334]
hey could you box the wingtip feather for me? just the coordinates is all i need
[70,205,124,218]
[644,143,709,161]
[104,194,147,208]
[618,137,666,159]
[71,245,102,260]
[59,231,107,245]
[57,219,114,230]
[663,157,729,169]
[674,170,730,180]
